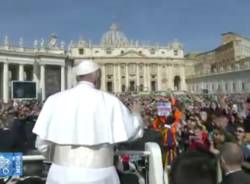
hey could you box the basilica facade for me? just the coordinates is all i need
[0,24,187,102]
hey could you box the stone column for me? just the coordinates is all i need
[181,67,186,91]
[157,64,161,91]
[101,64,106,91]
[117,64,121,92]
[202,82,205,93]
[61,65,65,91]
[3,63,9,103]
[165,66,169,90]
[33,61,40,99]
[237,80,241,93]
[113,65,117,93]
[136,64,140,91]
[143,64,147,91]
[125,64,129,91]
[247,80,250,93]
[18,64,24,81]
[147,64,151,91]
[72,66,77,87]
[221,81,225,93]
[230,80,235,93]
[40,65,46,101]
[66,64,73,89]
[167,65,174,90]
[180,76,185,91]
[208,82,212,93]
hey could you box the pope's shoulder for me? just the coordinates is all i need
[99,90,121,101]
[43,86,122,104]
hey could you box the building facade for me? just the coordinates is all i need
[0,24,187,102]
[186,32,250,94]
[0,35,69,102]
[69,24,187,93]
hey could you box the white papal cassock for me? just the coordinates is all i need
[33,81,143,184]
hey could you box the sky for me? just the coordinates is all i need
[0,0,249,53]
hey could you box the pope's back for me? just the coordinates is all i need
[33,60,143,184]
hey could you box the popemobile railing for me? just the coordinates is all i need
[1,142,168,184]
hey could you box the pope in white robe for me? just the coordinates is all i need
[32,60,143,184]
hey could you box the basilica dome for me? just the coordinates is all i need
[100,24,129,48]
[171,40,183,50]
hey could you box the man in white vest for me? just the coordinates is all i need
[33,60,143,184]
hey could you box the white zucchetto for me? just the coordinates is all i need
[75,60,100,76]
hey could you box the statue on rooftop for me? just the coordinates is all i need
[34,40,38,48]
[4,35,9,46]
[19,37,23,47]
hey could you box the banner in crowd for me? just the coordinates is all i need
[156,102,172,116]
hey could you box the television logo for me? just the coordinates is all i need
[0,153,23,177]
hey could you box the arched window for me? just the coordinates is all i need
[121,85,126,92]
[151,81,156,91]
[129,81,135,91]
[242,82,246,91]
[174,76,181,90]
[107,82,113,92]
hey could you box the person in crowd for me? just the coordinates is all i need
[189,124,210,152]
[235,125,246,145]
[170,150,217,184]
[0,127,15,152]
[220,142,250,184]
[244,97,250,132]
[213,113,236,142]
[162,121,178,167]
[209,101,220,115]
[152,114,167,131]
[32,60,143,184]
[10,104,38,153]
[0,101,40,153]
[234,125,250,162]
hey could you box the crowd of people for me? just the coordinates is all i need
[118,93,250,156]
[1,90,250,183]
[0,100,41,153]
[117,92,250,184]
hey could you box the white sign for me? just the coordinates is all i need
[157,102,172,116]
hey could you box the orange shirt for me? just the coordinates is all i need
[174,109,182,123]
[152,116,167,131]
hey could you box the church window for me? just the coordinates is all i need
[139,84,144,91]
[174,50,178,56]
[128,64,136,74]
[151,81,156,91]
[122,85,126,92]
[107,82,113,92]
[78,48,84,55]
[242,82,245,91]
[106,49,112,54]
[129,81,135,91]
[233,83,236,91]
[106,64,113,74]
[151,64,157,74]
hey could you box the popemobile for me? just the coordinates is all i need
[0,142,168,184]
